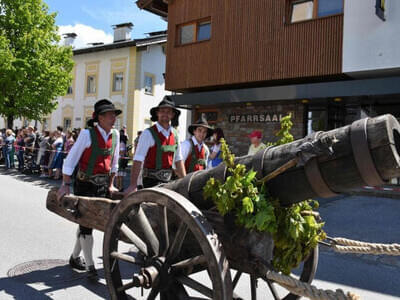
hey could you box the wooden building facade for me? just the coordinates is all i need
[165,0,344,92]
[137,0,400,156]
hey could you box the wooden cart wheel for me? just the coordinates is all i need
[103,187,233,300]
[232,246,319,300]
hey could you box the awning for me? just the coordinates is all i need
[170,76,400,106]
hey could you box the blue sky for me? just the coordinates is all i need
[44,0,167,48]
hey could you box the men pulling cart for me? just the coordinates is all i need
[125,96,187,193]
[180,116,214,173]
[57,99,121,278]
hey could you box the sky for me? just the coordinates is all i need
[44,0,167,49]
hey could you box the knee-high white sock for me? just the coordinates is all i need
[80,234,95,268]
[72,228,81,258]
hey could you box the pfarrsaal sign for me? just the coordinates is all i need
[229,113,291,123]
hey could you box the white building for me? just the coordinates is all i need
[0,23,190,143]
[343,0,400,77]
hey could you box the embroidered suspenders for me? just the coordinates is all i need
[85,128,117,177]
[148,126,178,170]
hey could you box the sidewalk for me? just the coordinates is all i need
[348,185,400,200]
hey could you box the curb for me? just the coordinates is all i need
[348,185,400,200]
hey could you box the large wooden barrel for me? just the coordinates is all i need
[164,114,400,207]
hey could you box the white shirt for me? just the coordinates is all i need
[133,122,183,163]
[62,125,120,176]
[180,136,210,163]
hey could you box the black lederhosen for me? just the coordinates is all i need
[143,177,163,188]
[74,177,109,235]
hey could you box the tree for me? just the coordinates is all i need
[0,0,74,129]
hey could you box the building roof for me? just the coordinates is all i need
[72,33,167,55]
[112,22,134,28]
[136,0,168,18]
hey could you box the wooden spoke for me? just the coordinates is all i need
[130,206,160,257]
[110,251,143,265]
[176,275,214,298]
[171,255,207,270]
[147,288,160,300]
[232,271,242,289]
[116,281,137,293]
[120,223,148,256]
[159,205,169,256]
[250,275,257,300]
[263,278,280,300]
[166,221,188,263]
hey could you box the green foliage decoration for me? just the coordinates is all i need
[204,114,326,274]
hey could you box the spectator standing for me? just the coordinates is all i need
[116,129,128,191]
[38,131,50,177]
[4,129,15,169]
[15,130,25,171]
[50,130,64,180]
[247,130,267,155]
[208,128,225,169]
[0,129,5,164]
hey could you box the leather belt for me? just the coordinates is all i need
[77,169,110,186]
[143,168,173,183]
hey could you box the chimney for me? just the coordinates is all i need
[112,23,133,43]
[63,33,77,47]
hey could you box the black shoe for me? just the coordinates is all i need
[87,265,98,279]
[69,255,86,270]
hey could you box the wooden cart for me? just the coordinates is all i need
[47,114,400,300]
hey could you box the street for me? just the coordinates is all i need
[0,169,399,300]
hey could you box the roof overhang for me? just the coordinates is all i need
[136,0,168,18]
[170,76,400,106]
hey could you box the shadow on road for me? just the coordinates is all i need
[0,259,139,300]
[0,166,61,190]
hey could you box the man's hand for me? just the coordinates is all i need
[124,184,137,196]
[108,184,119,195]
[57,185,70,201]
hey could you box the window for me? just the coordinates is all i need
[376,0,385,21]
[67,85,73,95]
[112,72,124,92]
[177,18,211,45]
[63,118,72,130]
[197,21,211,42]
[87,75,96,94]
[144,74,154,95]
[317,0,344,17]
[291,1,314,23]
[180,24,196,44]
[290,0,343,23]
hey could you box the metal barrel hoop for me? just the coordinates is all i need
[304,157,338,198]
[350,118,385,187]
[252,146,273,179]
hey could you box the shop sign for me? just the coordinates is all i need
[229,113,289,123]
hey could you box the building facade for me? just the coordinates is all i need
[137,0,400,155]
[0,25,190,143]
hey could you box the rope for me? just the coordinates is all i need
[331,237,400,256]
[266,270,360,300]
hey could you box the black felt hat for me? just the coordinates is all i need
[87,99,122,127]
[150,96,181,123]
[188,115,214,139]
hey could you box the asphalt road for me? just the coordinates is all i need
[0,168,399,299]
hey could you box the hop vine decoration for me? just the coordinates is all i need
[204,114,326,275]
